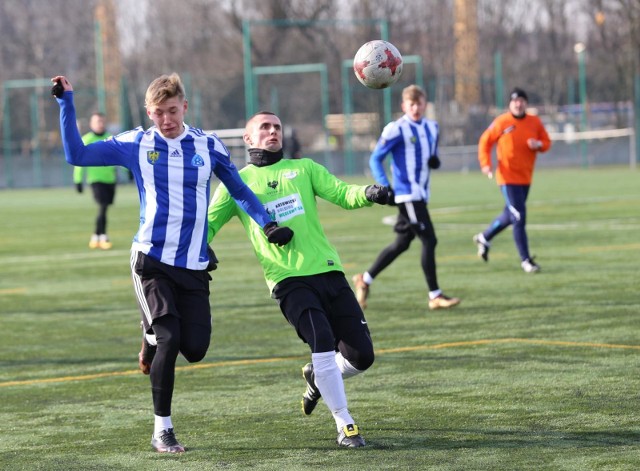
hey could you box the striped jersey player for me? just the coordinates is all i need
[353,84,460,312]
[52,73,292,454]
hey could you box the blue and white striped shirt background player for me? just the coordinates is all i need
[370,114,439,205]
[353,84,459,313]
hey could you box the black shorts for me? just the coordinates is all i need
[272,271,370,345]
[91,182,116,206]
[394,200,435,237]
[131,251,211,334]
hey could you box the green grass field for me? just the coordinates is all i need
[1,167,639,470]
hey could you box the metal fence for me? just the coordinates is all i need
[0,127,635,190]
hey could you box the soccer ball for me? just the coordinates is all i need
[353,40,403,90]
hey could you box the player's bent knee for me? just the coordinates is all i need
[180,335,210,363]
[350,351,375,372]
[180,344,209,363]
[342,343,375,372]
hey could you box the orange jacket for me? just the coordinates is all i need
[478,112,551,185]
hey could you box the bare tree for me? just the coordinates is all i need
[2,0,640,152]
[0,0,96,151]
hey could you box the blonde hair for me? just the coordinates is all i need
[145,73,185,108]
[402,84,426,102]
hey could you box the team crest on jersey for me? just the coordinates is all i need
[267,180,278,190]
[410,136,417,144]
[147,151,160,165]
[191,154,205,167]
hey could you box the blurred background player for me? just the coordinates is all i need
[52,73,291,454]
[474,87,551,273]
[208,111,389,448]
[73,112,116,250]
[282,126,302,159]
[353,84,460,311]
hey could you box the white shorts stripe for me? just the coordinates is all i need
[404,201,418,224]
[130,250,153,329]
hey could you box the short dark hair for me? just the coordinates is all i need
[250,110,277,119]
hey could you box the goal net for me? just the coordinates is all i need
[437,127,636,172]
[545,127,635,169]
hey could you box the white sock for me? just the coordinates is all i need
[429,289,442,300]
[362,272,374,285]
[477,233,489,245]
[312,351,354,431]
[145,332,157,347]
[335,351,363,379]
[154,415,173,436]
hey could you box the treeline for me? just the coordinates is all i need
[0,0,637,146]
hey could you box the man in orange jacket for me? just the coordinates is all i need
[474,87,551,273]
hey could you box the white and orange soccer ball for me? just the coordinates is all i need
[353,40,404,90]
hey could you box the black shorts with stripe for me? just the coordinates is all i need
[130,251,211,334]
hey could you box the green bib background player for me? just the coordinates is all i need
[73,112,117,249]
[208,111,390,448]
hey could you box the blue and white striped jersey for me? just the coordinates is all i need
[58,92,270,270]
[369,115,439,203]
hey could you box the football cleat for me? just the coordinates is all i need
[428,294,461,310]
[521,258,540,273]
[352,273,370,309]
[138,337,156,375]
[89,234,99,249]
[473,233,490,262]
[337,424,366,448]
[98,234,112,250]
[151,428,185,453]
[301,363,321,415]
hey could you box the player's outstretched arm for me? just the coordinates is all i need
[52,75,113,167]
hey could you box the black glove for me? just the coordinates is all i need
[206,245,218,271]
[263,222,294,246]
[387,187,397,206]
[75,183,83,193]
[428,155,441,169]
[51,80,64,99]
[365,184,390,205]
